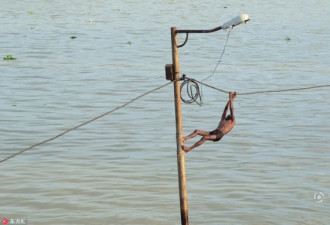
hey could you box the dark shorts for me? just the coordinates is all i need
[209,129,224,142]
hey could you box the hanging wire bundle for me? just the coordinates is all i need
[180,75,229,106]
[180,75,203,105]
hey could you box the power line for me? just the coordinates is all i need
[1,77,329,163]
[181,76,330,104]
[238,84,330,95]
[194,77,330,95]
[0,81,173,163]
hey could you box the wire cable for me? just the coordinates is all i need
[202,30,231,82]
[238,84,330,95]
[0,81,173,163]
[1,76,329,163]
[181,76,330,104]
[198,78,330,96]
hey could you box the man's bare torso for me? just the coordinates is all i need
[217,119,235,135]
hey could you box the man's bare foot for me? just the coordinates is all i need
[232,92,237,99]
[181,145,191,153]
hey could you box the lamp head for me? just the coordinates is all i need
[221,14,250,30]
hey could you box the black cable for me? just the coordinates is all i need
[180,75,330,104]
[0,81,173,163]
[180,76,202,105]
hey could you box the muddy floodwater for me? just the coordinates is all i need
[1,0,329,224]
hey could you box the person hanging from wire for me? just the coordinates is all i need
[181,91,236,153]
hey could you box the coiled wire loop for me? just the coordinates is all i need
[180,75,202,105]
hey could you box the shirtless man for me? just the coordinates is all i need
[181,92,236,153]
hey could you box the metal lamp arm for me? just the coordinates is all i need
[176,14,250,48]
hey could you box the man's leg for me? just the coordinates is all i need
[182,134,217,153]
[182,129,209,143]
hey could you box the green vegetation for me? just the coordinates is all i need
[127,41,132,45]
[285,36,291,41]
[27,11,34,15]
[3,55,17,60]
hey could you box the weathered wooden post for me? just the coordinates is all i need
[171,26,189,225]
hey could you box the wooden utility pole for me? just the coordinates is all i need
[171,27,189,225]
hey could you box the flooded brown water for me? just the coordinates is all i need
[1,0,329,224]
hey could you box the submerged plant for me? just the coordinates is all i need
[285,36,291,41]
[3,55,17,60]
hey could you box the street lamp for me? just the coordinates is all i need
[166,14,250,225]
[176,14,250,47]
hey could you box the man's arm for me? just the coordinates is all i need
[229,93,235,121]
[221,101,230,120]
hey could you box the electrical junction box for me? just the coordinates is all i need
[165,64,174,81]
